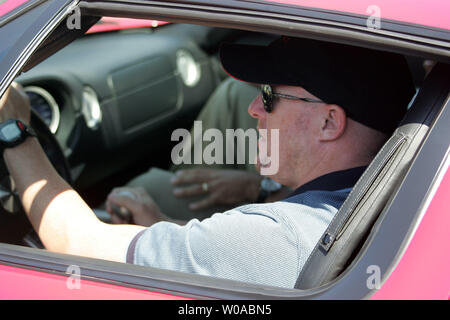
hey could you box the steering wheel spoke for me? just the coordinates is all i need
[0,175,21,214]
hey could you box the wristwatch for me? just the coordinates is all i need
[0,119,36,153]
[256,177,282,203]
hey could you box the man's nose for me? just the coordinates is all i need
[248,95,266,119]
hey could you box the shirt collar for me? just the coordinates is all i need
[286,166,367,198]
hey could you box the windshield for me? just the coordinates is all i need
[0,48,7,61]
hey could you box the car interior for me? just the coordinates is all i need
[0,21,280,244]
[0,15,448,293]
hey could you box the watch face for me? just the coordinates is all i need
[262,178,282,192]
[1,123,21,142]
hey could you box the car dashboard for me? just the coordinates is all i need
[15,24,235,195]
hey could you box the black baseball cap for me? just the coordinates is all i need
[220,36,416,134]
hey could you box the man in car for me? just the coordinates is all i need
[105,77,291,224]
[0,36,415,288]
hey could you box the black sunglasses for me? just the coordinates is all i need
[261,84,324,113]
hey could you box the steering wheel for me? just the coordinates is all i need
[0,110,72,248]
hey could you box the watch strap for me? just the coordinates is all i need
[0,119,36,153]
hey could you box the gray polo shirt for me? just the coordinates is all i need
[126,167,366,288]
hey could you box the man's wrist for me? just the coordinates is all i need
[3,135,39,158]
[0,119,36,155]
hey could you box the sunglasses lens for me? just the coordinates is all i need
[261,85,273,112]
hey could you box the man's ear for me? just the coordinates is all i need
[319,104,347,141]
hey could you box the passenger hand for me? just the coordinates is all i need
[171,169,262,210]
[106,187,165,227]
[0,82,31,124]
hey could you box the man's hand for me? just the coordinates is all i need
[106,186,167,227]
[171,169,262,211]
[0,82,31,124]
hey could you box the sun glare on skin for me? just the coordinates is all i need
[22,179,47,213]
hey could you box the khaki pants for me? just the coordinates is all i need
[126,78,259,220]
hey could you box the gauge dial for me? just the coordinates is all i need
[176,49,201,87]
[24,86,60,134]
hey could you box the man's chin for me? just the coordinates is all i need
[257,157,278,177]
[256,158,264,175]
